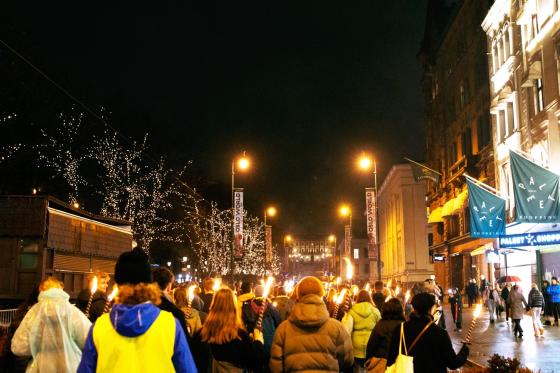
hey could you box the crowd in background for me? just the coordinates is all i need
[0,248,475,372]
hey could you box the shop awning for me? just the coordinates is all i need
[428,207,443,224]
[441,199,455,217]
[470,243,493,256]
[453,190,468,214]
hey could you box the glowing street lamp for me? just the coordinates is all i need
[231,151,252,275]
[264,206,277,225]
[356,152,380,280]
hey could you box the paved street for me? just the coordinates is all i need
[445,304,560,372]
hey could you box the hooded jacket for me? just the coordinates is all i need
[11,288,92,373]
[344,302,380,359]
[77,303,196,373]
[270,294,353,373]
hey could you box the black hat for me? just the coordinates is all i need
[114,247,152,285]
[411,292,436,314]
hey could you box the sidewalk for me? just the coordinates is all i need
[445,305,560,372]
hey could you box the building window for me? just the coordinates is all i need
[477,114,491,150]
[497,111,506,142]
[364,263,370,274]
[462,128,472,157]
[535,79,544,112]
[353,248,359,260]
[506,102,515,136]
[531,15,539,40]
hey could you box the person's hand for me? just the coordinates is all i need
[253,328,264,344]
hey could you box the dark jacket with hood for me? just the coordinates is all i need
[387,312,468,373]
[77,303,196,373]
[158,292,190,341]
[76,289,107,323]
[366,319,403,360]
[241,297,281,355]
[270,294,353,373]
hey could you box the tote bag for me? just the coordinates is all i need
[385,323,413,373]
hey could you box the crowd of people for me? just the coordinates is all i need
[0,247,473,372]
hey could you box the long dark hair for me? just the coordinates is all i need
[381,298,405,321]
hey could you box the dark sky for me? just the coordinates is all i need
[2,1,428,241]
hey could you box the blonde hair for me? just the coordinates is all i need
[200,288,242,344]
[116,283,161,305]
[39,277,63,292]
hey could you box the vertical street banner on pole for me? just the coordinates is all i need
[233,188,244,259]
[365,188,378,260]
[344,224,352,256]
[466,179,506,237]
[510,150,560,222]
[265,225,272,264]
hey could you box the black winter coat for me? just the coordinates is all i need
[387,313,468,373]
[449,294,463,324]
[190,328,265,373]
[528,288,545,308]
[366,319,403,360]
[76,289,106,323]
[157,293,190,341]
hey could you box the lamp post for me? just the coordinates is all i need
[264,206,277,274]
[357,153,380,280]
[328,234,336,275]
[338,204,352,279]
[231,152,251,275]
[284,235,293,273]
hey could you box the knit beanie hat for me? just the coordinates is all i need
[296,276,324,299]
[114,247,153,285]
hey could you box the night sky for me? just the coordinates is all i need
[2,1,428,241]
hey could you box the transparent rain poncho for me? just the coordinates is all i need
[11,287,92,373]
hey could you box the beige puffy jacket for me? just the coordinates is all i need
[270,294,354,373]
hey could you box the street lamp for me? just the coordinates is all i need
[328,234,337,275]
[284,234,293,273]
[231,151,251,275]
[338,204,352,278]
[264,206,277,273]
[357,152,380,280]
[264,206,277,225]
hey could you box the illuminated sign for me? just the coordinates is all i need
[499,230,560,248]
[433,254,446,262]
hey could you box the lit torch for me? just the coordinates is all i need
[85,276,98,319]
[364,283,371,292]
[333,289,347,319]
[405,290,411,304]
[256,276,274,330]
[212,278,222,292]
[184,285,197,319]
[103,285,118,314]
[463,303,483,344]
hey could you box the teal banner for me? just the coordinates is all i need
[466,179,506,237]
[510,150,560,222]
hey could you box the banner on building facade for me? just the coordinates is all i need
[265,224,272,264]
[233,188,244,259]
[466,179,506,238]
[405,157,441,184]
[344,224,351,256]
[510,150,560,222]
[365,188,378,260]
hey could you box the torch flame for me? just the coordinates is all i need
[336,277,342,286]
[364,283,371,291]
[336,289,347,304]
[385,295,392,303]
[395,286,401,296]
[262,276,274,300]
[352,285,359,297]
[107,285,118,302]
[343,258,353,281]
[90,276,98,294]
[187,285,197,303]
[473,303,482,318]
[212,278,221,292]
[405,290,411,303]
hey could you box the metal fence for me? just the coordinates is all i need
[0,309,17,334]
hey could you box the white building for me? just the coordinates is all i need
[378,164,433,285]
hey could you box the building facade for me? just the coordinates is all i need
[378,164,433,286]
[419,0,495,291]
[482,0,560,288]
[286,237,335,276]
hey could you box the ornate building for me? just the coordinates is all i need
[419,0,494,290]
[482,0,560,285]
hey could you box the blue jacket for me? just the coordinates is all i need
[77,303,197,373]
[547,284,560,303]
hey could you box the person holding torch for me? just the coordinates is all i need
[386,293,468,373]
[77,271,110,323]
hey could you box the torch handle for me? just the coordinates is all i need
[462,317,478,344]
[85,294,94,319]
[333,303,340,319]
[103,300,112,314]
[256,302,267,330]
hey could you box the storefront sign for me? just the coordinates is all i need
[466,179,506,237]
[499,230,560,248]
